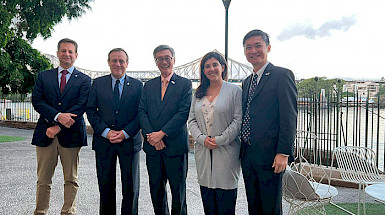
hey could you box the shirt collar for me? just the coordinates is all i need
[58,66,74,75]
[161,72,174,83]
[253,62,269,77]
[111,74,125,84]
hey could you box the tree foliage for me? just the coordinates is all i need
[377,83,385,103]
[296,77,345,98]
[0,0,92,94]
[377,83,385,96]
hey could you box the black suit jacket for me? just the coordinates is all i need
[86,75,143,154]
[241,63,298,165]
[31,68,91,147]
[139,73,192,156]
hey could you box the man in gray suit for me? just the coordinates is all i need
[240,29,298,215]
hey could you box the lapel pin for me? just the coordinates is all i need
[75,74,78,77]
[171,81,175,85]
[127,82,130,86]
[265,72,270,76]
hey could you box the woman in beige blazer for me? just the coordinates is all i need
[188,52,242,215]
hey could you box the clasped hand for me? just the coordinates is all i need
[204,136,218,150]
[147,131,166,151]
[107,130,125,143]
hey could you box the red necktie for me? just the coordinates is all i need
[60,70,68,94]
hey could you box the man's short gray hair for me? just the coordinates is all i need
[153,45,175,59]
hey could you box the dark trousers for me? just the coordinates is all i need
[95,146,140,215]
[200,186,237,215]
[146,152,188,215]
[241,150,283,215]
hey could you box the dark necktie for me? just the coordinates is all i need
[114,80,120,105]
[241,74,258,143]
[60,70,68,94]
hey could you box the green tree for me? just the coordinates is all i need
[377,83,385,105]
[296,77,345,98]
[377,83,385,97]
[0,0,92,95]
[341,91,355,98]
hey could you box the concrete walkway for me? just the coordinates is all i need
[0,126,375,214]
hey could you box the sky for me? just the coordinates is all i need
[32,0,385,80]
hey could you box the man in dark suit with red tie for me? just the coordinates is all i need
[240,30,298,215]
[139,45,192,215]
[32,38,91,215]
[86,48,143,215]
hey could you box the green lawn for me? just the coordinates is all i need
[325,203,385,215]
[294,203,385,214]
[0,135,26,143]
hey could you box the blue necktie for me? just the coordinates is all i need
[114,80,120,105]
[241,74,258,143]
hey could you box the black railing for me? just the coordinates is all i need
[1,84,385,170]
[297,80,385,171]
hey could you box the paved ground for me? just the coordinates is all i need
[0,126,376,214]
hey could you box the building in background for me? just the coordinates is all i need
[344,80,384,101]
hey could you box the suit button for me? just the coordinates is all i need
[58,103,62,106]
[116,111,119,114]
[111,124,115,127]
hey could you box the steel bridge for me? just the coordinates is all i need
[44,50,253,82]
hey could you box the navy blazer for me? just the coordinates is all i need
[31,68,91,148]
[139,73,192,156]
[86,75,143,154]
[241,63,298,165]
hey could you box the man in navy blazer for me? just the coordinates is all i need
[86,48,143,215]
[240,30,298,214]
[31,38,91,215]
[139,45,192,215]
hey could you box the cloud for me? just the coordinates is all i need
[277,15,357,41]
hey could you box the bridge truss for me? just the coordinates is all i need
[44,51,253,82]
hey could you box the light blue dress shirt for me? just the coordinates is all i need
[54,66,75,122]
[101,75,129,139]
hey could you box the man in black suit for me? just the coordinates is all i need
[31,38,91,215]
[240,30,298,214]
[139,45,192,215]
[86,48,143,215]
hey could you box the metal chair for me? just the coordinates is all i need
[331,146,385,215]
[283,131,338,215]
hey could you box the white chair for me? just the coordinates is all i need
[331,146,385,215]
[283,131,338,215]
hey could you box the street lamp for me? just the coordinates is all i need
[222,0,231,62]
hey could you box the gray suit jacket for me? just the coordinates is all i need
[188,81,242,189]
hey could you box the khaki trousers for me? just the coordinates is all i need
[34,137,81,215]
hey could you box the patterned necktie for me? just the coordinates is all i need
[60,70,68,94]
[241,74,258,143]
[114,80,120,105]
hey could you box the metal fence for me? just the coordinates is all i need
[0,95,40,122]
[0,95,91,126]
[297,82,385,171]
[2,85,385,170]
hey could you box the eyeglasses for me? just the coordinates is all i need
[155,56,173,63]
